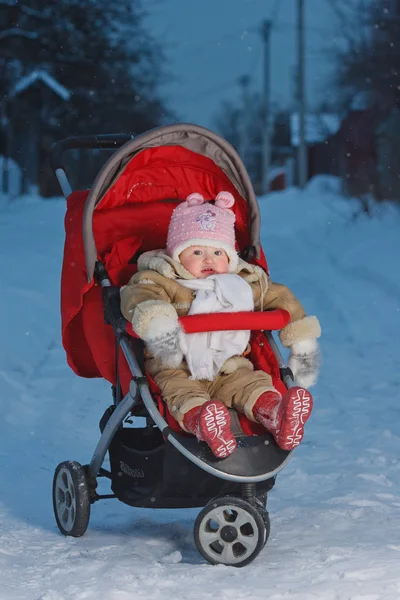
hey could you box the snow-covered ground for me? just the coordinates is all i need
[1,178,400,599]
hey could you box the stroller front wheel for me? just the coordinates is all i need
[52,461,90,537]
[194,496,266,567]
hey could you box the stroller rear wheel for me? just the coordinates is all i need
[194,496,266,567]
[52,461,90,537]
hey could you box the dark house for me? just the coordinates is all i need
[5,71,70,195]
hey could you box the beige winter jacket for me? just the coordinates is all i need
[120,250,321,353]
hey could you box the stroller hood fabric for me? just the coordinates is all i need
[82,124,263,282]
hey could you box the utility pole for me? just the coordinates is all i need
[237,74,250,162]
[297,0,307,188]
[261,19,272,195]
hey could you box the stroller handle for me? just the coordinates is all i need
[126,309,290,337]
[50,134,134,171]
[51,134,135,197]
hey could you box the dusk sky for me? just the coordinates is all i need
[146,0,346,127]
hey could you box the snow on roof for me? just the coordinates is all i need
[290,113,341,147]
[10,70,70,101]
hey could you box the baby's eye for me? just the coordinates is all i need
[194,250,202,255]
[214,250,222,256]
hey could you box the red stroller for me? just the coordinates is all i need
[51,124,298,567]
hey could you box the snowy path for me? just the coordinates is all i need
[1,183,400,599]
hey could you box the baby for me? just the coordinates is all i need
[120,191,321,458]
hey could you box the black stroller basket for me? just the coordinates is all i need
[104,415,277,510]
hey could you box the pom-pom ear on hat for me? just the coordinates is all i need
[186,192,205,206]
[215,191,235,209]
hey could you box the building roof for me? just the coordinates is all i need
[10,71,70,101]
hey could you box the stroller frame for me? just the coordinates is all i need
[51,128,299,567]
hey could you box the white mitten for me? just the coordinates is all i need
[288,338,320,388]
[143,315,186,369]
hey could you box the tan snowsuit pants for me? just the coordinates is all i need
[150,359,275,430]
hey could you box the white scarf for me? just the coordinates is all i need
[177,274,254,380]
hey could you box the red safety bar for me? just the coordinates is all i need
[126,309,290,337]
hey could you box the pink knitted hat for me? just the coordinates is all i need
[166,191,238,271]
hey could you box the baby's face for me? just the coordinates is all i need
[179,245,229,278]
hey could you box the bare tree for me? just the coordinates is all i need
[0,0,173,195]
[330,0,400,110]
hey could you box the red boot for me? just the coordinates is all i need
[253,387,313,450]
[183,400,237,459]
